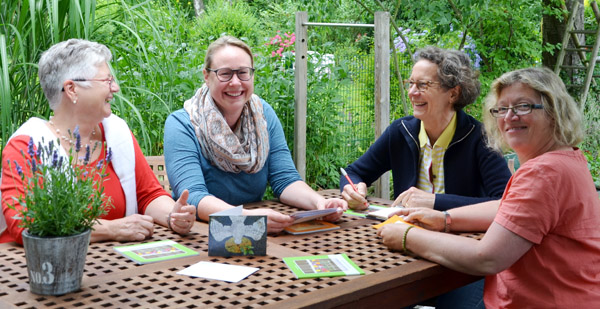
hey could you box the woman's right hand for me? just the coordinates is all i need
[244,208,295,233]
[390,207,446,232]
[102,214,155,242]
[341,182,369,210]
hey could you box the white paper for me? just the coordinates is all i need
[368,207,403,219]
[290,208,339,224]
[177,261,259,283]
[210,205,243,217]
[330,254,361,275]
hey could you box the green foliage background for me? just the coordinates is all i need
[1,0,598,190]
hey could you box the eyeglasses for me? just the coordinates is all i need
[403,80,440,92]
[206,67,255,82]
[489,103,544,118]
[62,76,116,91]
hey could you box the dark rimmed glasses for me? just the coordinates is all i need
[62,76,116,91]
[489,103,544,118]
[403,79,441,92]
[206,67,255,82]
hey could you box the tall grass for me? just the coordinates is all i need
[92,0,205,154]
[0,0,97,160]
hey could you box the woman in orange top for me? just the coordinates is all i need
[379,67,600,307]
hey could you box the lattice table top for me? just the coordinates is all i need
[0,190,482,308]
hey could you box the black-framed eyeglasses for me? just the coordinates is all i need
[61,76,116,91]
[403,79,441,92]
[206,67,255,82]
[489,103,544,118]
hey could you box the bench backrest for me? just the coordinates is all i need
[146,156,171,194]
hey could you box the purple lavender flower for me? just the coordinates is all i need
[27,137,35,158]
[36,142,42,158]
[74,126,81,152]
[96,159,104,170]
[13,160,23,176]
[57,156,63,168]
[106,147,112,163]
[31,158,37,173]
[51,150,59,168]
[83,144,90,164]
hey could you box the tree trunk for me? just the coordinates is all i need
[542,0,584,69]
[193,0,205,17]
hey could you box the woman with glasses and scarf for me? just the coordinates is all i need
[379,67,600,307]
[340,46,511,211]
[1,39,196,244]
[164,36,347,233]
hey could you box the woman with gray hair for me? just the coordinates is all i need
[380,67,600,307]
[1,39,196,244]
[341,46,511,211]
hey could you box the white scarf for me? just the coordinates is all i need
[0,114,136,234]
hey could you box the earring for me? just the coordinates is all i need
[73,100,77,104]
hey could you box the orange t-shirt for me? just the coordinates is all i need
[484,149,600,307]
[1,125,169,244]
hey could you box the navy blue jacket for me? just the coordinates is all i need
[340,110,511,210]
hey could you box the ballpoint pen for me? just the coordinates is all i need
[340,168,369,208]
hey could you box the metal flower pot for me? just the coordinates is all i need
[22,229,91,295]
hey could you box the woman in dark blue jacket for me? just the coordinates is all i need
[341,46,511,211]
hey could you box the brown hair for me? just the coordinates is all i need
[204,36,254,69]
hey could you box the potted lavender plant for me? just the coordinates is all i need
[7,129,112,295]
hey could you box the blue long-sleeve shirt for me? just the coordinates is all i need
[164,100,301,207]
[340,110,511,211]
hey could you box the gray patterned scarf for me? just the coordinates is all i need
[183,84,269,173]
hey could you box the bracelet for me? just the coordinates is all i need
[443,211,452,233]
[402,225,415,253]
[167,212,173,231]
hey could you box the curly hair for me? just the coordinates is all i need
[482,67,584,152]
[414,46,480,110]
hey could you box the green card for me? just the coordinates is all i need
[344,204,388,217]
[283,253,364,279]
[114,239,198,264]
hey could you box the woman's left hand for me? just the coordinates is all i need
[393,187,435,209]
[168,190,197,234]
[316,198,348,222]
[377,223,409,251]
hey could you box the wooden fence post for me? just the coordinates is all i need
[373,11,390,199]
[294,11,308,180]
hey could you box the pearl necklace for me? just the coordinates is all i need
[48,116,97,148]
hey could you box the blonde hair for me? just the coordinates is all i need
[204,36,253,69]
[483,67,584,151]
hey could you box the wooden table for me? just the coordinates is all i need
[0,190,481,308]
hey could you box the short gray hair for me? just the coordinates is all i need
[414,46,480,110]
[38,39,112,110]
[483,67,584,151]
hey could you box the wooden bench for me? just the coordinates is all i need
[146,155,171,194]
